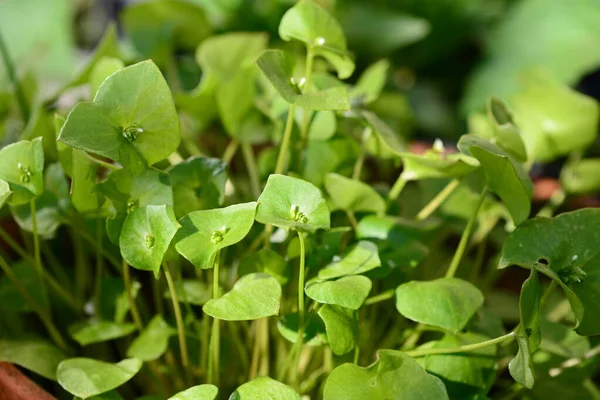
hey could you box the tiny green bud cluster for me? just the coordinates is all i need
[145,234,155,249]
[127,199,139,214]
[210,225,230,244]
[123,124,144,141]
[17,162,32,183]
[290,204,308,223]
[559,255,587,285]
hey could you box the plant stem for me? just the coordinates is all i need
[122,260,143,330]
[346,211,359,231]
[353,345,360,365]
[275,104,297,175]
[364,289,395,305]
[416,179,460,220]
[94,215,103,316]
[292,230,307,385]
[222,139,239,165]
[446,186,488,278]
[352,150,366,181]
[208,251,221,385]
[30,200,48,306]
[86,154,120,170]
[241,142,261,199]
[0,31,29,120]
[0,253,68,351]
[388,175,408,202]
[163,262,190,375]
[406,331,516,358]
[299,46,315,141]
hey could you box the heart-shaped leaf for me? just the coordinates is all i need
[279,0,354,79]
[499,208,600,335]
[305,275,372,310]
[238,248,292,285]
[175,202,257,269]
[0,138,44,205]
[203,273,281,321]
[318,240,381,280]
[560,158,600,194]
[0,338,65,381]
[324,350,449,400]
[256,50,350,111]
[395,278,484,333]
[168,384,218,400]
[127,315,175,361]
[120,205,180,275]
[458,134,533,225]
[324,173,386,214]
[168,156,227,218]
[59,60,181,175]
[230,376,300,400]
[256,174,330,233]
[318,305,358,355]
[69,320,136,346]
[57,357,142,399]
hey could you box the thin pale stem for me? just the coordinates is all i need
[275,104,297,175]
[388,175,408,202]
[352,150,366,181]
[30,200,48,306]
[364,289,395,306]
[163,262,190,375]
[222,139,239,165]
[346,211,359,231]
[416,179,460,220]
[94,215,103,316]
[0,32,29,120]
[292,230,306,385]
[406,332,515,358]
[122,260,143,330]
[446,186,488,278]
[241,142,261,199]
[208,251,221,385]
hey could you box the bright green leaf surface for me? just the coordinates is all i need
[90,57,124,97]
[307,111,336,141]
[362,111,406,156]
[127,315,175,361]
[351,59,389,105]
[0,180,13,208]
[305,275,372,310]
[230,376,300,400]
[71,150,101,214]
[509,329,535,389]
[485,97,528,162]
[318,305,358,355]
[560,158,600,194]
[69,319,136,346]
[395,278,484,333]
[318,240,381,280]
[324,173,386,214]
[168,384,218,400]
[0,338,65,381]
[520,268,541,351]
[399,151,479,181]
[0,138,44,205]
[238,248,292,285]
[203,273,281,321]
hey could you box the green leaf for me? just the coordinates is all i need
[324,173,386,214]
[399,151,479,181]
[54,114,73,176]
[90,57,124,97]
[307,111,336,141]
[324,350,449,400]
[511,72,599,162]
[216,68,257,137]
[303,138,360,186]
[57,358,142,399]
[175,202,257,269]
[168,384,218,400]
[485,97,528,162]
[120,205,180,275]
[318,240,381,280]
[164,280,212,306]
[395,278,484,333]
[0,338,66,381]
[0,138,44,205]
[0,179,13,208]
[560,158,600,194]
[520,268,541,352]
[509,328,535,389]
[121,0,211,66]
[238,248,292,286]
[71,150,101,214]
[127,315,175,361]
[58,60,181,175]
[499,208,600,335]
[230,376,300,400]
[351,59,389,105]
[458,134,533,225]
[168,156,227,218]
[279,0,354,79]
[362,111,406,156]
[69,320,136,346]
[256,50,350,111]
[256,174,330,233]
[277,312,326,346]
[318,305,358,355]
[203,273,281,321]
[416,333,497,399]
[306,275,372,310]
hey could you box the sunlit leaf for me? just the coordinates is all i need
[324,173,386,214]
[230,376,300,400]
[318,305,358,355]
[127,315,175,361]
[305,275,372,310]
[317,240,381,280]
[69,319,136,346]
[168,384,218,400]
[0,138,44,205]
[0,338,65,381]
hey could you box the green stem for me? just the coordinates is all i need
[0,253,68,351]
[416,179,460,220]
[241,142,261,199]
[163,262,190,376]
[275,104,297,175]
[208,251,221,385]
[0,31,29,120]
[353,346,360,365]
[352,150,366,181]
[388,175,408,202]
[94,215,103,316]
[299,46,315,142]
[30,200,48,306]
[123,260,143,330]
[222,139,239,165]
[72,228,86,304]
[292,230,306,385]
[406,332,515,358]
[364,289,395,306]
[346,211,358,231]
[446,186,488,278]
[86,154,119,170]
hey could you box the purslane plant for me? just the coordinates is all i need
[0,1,600,399]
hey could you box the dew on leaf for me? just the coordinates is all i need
[145,235,155,249]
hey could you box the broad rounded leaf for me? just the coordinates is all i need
[305,275,372,310]
[318,240,381,280]
[69,320,136,346]
[499,209,600,335]
[230,376,300,400]
[59,60,181,175]
[395,278,484,333]
[175,202,257,269]
[256,50,350,111]
[127,315,175,361]
[0,338,65,381]
[203,273,281,321]
[0,138,44,205]
[169,384,218,400]
[324,350,449,400]
[238,248,292,285]
[458,134,532,225]
[560,158,600,194]
[318,305,358,355]
[57,358,142,399]
[256,174,330,233]
[120,205,180,275]
[324,173,385,214]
